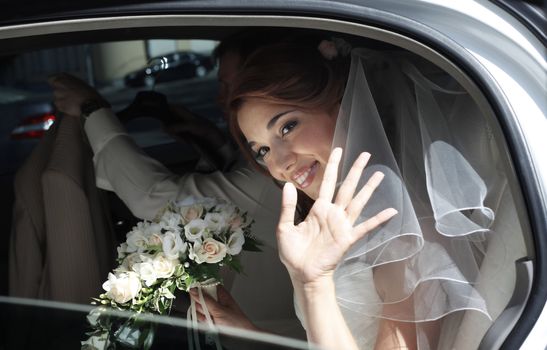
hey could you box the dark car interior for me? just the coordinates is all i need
[0,21,535,349]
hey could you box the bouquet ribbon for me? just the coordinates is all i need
[187,282,222,350]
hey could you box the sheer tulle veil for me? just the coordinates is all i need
[327,46,501,348]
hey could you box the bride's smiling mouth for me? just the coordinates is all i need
[291,161,319,189]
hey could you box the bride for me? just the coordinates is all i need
[192,36,498,349]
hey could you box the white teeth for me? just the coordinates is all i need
[293,162,316,186]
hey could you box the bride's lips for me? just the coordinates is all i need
[291,161,319,189]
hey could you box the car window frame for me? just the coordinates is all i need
[0,7,545,348]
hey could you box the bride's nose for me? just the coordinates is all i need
[270,144,296,176]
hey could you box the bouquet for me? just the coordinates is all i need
[82,197,260,349]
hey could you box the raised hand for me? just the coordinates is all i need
[47,73,106,117]
[276,147,397,286]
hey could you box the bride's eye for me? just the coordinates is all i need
[254,146,270,160]
[281,121,297,136]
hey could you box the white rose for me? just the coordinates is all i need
[102,272,141,304]
[144,223,162,236]
[160,211,182,230]
[132,261,157,287]
[185,219,208,242]
[195,197,217,210]
[162,231,186,260]
[126,230,148,253]
[120,252,143,271]
[152,253,177,279]
[226,229,245,255]
[180,204,204,224]
[193,238,227,264]
[204,212,226,233]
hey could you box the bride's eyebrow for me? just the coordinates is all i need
[267,110,295,130]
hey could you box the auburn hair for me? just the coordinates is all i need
[228,39,349,171]
[227,38,350,217]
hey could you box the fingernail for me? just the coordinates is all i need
[386,208,398,217]
[372,171,385,183]
[359,152,371,164]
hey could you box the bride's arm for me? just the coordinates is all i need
[291,275,357,350]
[277,148,397,350]
[374,318,417,350]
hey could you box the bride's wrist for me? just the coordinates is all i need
[291,274,336,298]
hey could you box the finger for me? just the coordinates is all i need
[318,147,343,202]
[196,312,206,323]
[334,152,370,208]
[278,182,297,228]
[346,171,385,223]
[353,208,398,238]
[194,300,205,314]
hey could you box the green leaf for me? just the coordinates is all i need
[224,256,244,274]
[242,237,263,252]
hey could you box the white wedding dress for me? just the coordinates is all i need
[294,47,516,350]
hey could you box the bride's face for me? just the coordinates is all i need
[237,98,338,200]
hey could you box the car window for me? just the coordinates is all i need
[1,296,312,349]
[0,22,537,350]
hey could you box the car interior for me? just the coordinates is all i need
[0,17,535,349]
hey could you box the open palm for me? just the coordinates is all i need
[276,148,397,284]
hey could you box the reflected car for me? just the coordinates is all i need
[124,51,214,87]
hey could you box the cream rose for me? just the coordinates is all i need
[152,253,177,279]
[132,260,157,287]
[102,272,141,304]
[192,238,227,264]
[228,214,244,230]
[226,229,245,255]
[126,230,148,253]
[180,204,204,224]
[147,233,163,247]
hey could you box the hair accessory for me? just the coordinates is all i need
[318,40,338,60]
[318,38,352,60]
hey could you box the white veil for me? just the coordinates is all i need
[330,48,502,348]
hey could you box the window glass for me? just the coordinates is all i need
[0,31,533,350]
